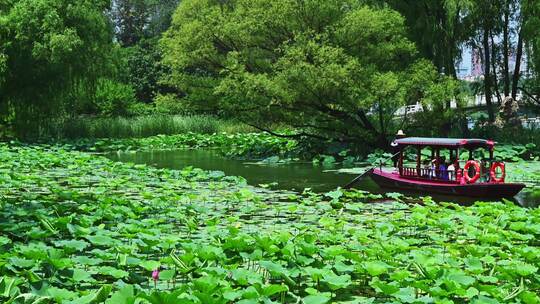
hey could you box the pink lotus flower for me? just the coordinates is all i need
[152,269,160,281]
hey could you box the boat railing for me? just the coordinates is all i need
[400,166,458,182]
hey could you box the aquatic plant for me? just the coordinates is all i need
[51,132,299,160]
[0,144,538,303]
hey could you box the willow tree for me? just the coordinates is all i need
[384,0,471,79]
[162,0,454,147]
[520,0,540,105]
[0,0,114,138]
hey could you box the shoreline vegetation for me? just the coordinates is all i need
[0,144,538,303]
[35,115,256,140]
[30,129,540,163]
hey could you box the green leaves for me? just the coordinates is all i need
[0,145,539,304]
[54,240,90,252]
[161,0,443,145]
[303,293,331,304]
[106,285,135,304]
[363,261,391,276]
[0,0,115,137]
[140,260,161,272]
[0,276,22,298]
[97,266,129,279]
[85,235,117,247]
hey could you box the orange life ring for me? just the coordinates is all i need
[463,160,481,184]
[490,162,506,183]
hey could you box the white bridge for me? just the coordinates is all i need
[393,94,540,129]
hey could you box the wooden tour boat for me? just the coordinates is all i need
[367,136,526,198]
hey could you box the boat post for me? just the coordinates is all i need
[416,147,421,176]
[456,148,461,182]
[435,148,440,177]
[398,150,404,175]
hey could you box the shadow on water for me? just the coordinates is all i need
[106,149,539,208]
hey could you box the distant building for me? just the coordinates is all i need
[471,49,484,78]
[460,47,528,82]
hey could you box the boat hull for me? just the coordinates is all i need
[370,169,525,198]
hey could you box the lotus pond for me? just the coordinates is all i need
[106,149,540,208]
[1,144,539,303]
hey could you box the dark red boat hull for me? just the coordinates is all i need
[370,169,525,198]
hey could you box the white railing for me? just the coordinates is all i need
[394,103,424,116]
[522,117,540,129]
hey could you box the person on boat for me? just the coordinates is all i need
[422,160,431,177]
[447,158,458,181]
[430,159,438,179]
[391,130,406,167]
[439,156,449,180]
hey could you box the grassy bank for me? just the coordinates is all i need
[42,115,255,139]
[0,144,538,303]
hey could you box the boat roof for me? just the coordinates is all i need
[393,137,495,149]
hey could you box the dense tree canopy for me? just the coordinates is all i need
[522,0,540,105]
[111,0,179,46]
[385,0,469,78]
[2,0,540,141]
[162,0,456,147]
[0,0,114,137]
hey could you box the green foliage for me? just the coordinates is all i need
[161,0,455,147]
[62,132,296,159]
[494,143,538,161]
[0,144,539,303]
[0,0,115,138]
[112,0,179,46]
[154,94,187,115]
[366,150,395,166]
[94,79,137,117]
[122,38,172,102]
[45,115,255,139]
[523,0,540,97]
[385,0,470,77]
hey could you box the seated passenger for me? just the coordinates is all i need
[439,156,449,180]
[430,159,438,178]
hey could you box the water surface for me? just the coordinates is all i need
[107,149,359,192]
[107,149,540,207]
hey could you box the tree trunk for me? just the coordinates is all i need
[512,27,524,100]
[377,103,388,147]
[483,26,495,122]
[503,4,510,97]
[491,34,502,105]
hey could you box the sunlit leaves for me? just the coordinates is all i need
[0,144,539,303]
[161,0,447,144]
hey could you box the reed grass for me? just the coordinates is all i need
[44,115,255,139]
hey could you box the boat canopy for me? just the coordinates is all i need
[392,137,495,149]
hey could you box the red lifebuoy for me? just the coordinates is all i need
[463,160,481,184]
[490,162,506,183]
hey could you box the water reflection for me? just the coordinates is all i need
[106,149,539,208]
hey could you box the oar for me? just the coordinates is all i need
[343,151,400,189]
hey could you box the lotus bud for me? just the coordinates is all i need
[152,269,160,281]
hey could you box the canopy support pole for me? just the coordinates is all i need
[416,147,421,176]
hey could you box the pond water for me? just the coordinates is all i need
[107,149,540,207]
[107,149,360,192]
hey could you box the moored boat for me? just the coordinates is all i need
[368,137,525,198]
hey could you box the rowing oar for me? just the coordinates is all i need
[343,151,400,189]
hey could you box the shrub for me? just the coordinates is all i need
[154,94,187,115]
[94,79,137,117]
